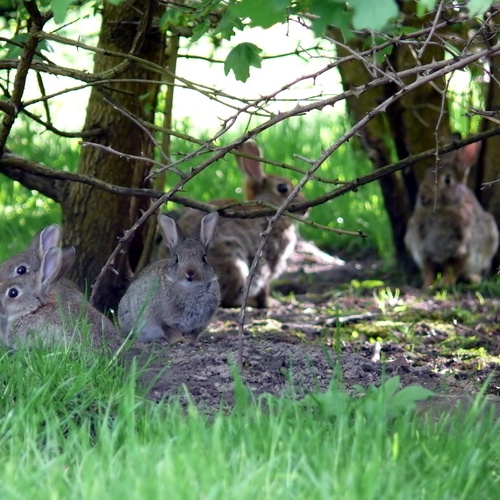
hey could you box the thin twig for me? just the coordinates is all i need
[417,0,445,59]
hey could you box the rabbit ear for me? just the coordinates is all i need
[458,142,480,168]
[158,214,183,253]
[40,247,64,292]
[60,247,76,277]
[236,141,266,182]
[40,224,62,254]
[199,212,218,248]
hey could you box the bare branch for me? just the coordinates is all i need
[0,2,49,156]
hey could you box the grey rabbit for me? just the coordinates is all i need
[405,142,499,288]
[0,223,85,303]
[118,211,220,343]
[172,140,307,308]
[0,246,120,351]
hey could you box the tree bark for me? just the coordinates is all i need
[60,0,165,311]
[331,3,455,278]
[476,10,500,269]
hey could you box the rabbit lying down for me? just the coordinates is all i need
[118,212,220,343]
[0,246,120,352]
[405,143,499,288]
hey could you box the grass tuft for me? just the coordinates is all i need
[0,344,498,498]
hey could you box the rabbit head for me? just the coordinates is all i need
[118,212,220,343]
[439,135,480,184]
[416,165,470,209]
[158,211,219,285]
[416,138,481,209]
[0,224,83,304]
[0,224,62,281]
[0,246,71,316]
[0,246,119,351]
[236,141,307,214]
[0,246,70,341]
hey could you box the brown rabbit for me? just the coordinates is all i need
[0,247,120,352]
[174,141,307,308]
[405,142,499,288]
[0,224,85,304]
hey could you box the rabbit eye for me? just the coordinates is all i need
[444,174,452,185]
[202,255,207,263]
[16,265,27,275]
[277,183,289,194]
[7,288,19,298]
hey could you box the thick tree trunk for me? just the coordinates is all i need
[476,11,500,269]
[61,0,165,311]
[331,4,453,278]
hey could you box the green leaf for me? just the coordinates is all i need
[309,1,352,38]
[224,42,262,82]
[349,0,400,31]
[467,0,495,16]
[51,0,75,24]
[310,0,345,37]
[381,375,401,398]
[214,9,245,40]
[159,9,184,31]
[390,385,435,411]
[3,33,27,59]
[416,0,437,17]
[191,19,211,43]
[232,0,289,29]
[302,388,351,418]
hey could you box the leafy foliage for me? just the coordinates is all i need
[51,0,75,23]
[5,0,493,86]
[224,41,262,81]
[232,0,289,29]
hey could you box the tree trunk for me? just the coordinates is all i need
[61,0,165,311]
[476,10,500,269]
[331,3,453,278]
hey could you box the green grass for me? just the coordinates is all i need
[0,345,498,498]
[1,119,76,261]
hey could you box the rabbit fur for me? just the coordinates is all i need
[0,246,120,351]
[0,224,85,304]
[173,141,307,308]
[405,143,499,288]
[118,211,220,343]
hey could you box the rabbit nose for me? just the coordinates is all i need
[185,269,195,281]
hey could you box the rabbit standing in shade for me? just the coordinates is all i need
[0,224,85,304]
[0,247,120,351]
[404,142,499,288]
[118,212,220,343]
[174,141,307,308]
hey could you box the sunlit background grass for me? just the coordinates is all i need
[1,112,392,263]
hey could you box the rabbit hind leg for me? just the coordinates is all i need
[441,256,467,287]
[422,260,438,289]
[254,283,270,308]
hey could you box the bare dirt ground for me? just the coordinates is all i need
[126,241,500,416]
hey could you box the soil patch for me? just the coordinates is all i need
[126,240,500,416]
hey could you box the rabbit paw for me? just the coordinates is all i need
[137,324,166,342]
